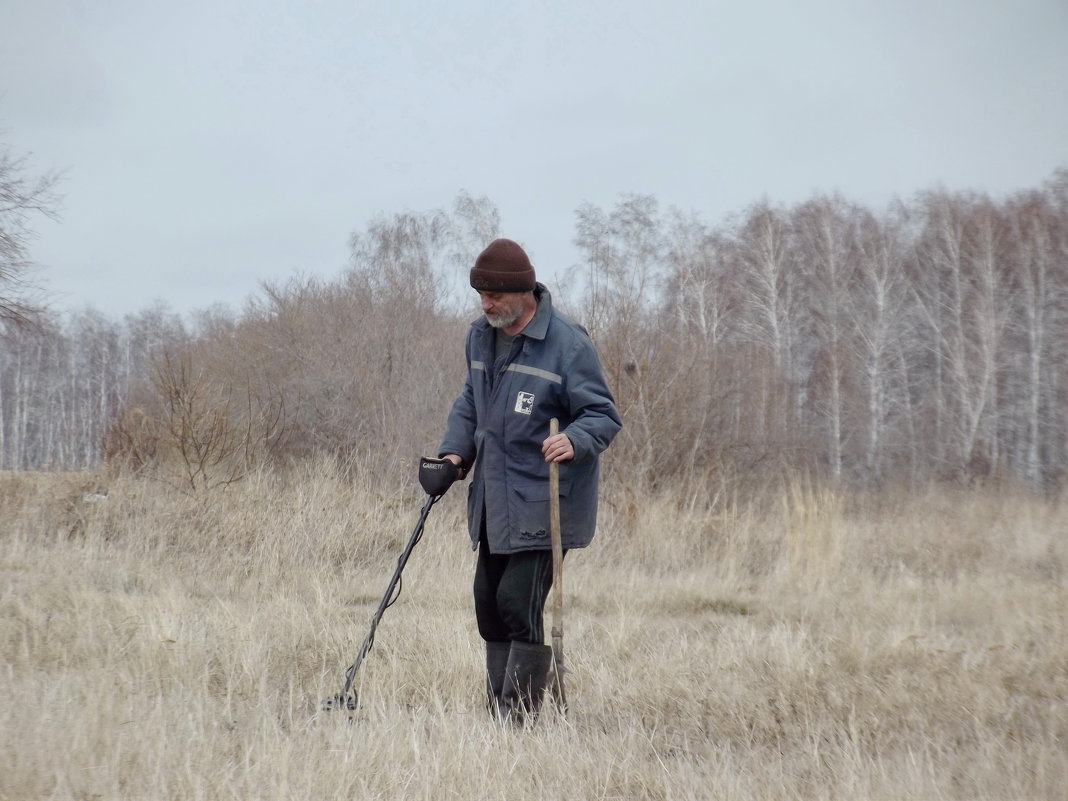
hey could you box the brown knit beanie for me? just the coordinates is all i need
[470,238,536,292]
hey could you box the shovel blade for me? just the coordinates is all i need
[549,639,568,713]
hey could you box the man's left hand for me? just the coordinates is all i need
[542,432,574,463]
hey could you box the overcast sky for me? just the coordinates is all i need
[3,0,1067,319]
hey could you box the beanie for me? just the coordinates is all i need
[470,238,536,292]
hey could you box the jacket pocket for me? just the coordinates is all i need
[510,480,569,543]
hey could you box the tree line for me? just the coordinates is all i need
[2,175,1066,495]
[576,174,1067,494]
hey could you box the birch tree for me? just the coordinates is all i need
[790,195,862,480]
[913,191,1015,479]
[850,204,913,482]
[1005,176,1068,486]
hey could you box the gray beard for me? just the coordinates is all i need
[486,310,520,329]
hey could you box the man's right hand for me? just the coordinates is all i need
[419,456,463,497]
[443,454,467,479]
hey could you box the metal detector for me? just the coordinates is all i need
[321,456,461,712]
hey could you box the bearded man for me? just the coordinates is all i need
[437,238,621,723]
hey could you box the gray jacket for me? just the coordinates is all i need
[439,284,622,553]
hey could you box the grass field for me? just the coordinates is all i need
[2,464,1066,800]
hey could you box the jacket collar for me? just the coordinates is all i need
[521,283,552,341]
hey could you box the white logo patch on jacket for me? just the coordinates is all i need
[514,391,535,415]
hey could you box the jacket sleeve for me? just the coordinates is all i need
[438,332,479,468]
[561,335,622,462]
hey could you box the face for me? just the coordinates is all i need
[478,291,527,329]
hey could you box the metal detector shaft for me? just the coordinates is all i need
[325,493,439,711]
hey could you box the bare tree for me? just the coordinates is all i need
[728,201,806,456]
[733,201,796,373]
[573,195,664,341]
[850,204,913,483]
[910,190,1014,480]
[1004,177,1068,487]
[790,195,863,481]
[573,195,668,480]
[0,142,61,330]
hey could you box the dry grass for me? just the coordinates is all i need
[1,464,1065,800]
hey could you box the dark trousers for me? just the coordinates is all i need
[473,529,562,645]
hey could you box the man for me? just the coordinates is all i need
[437,237,622,723]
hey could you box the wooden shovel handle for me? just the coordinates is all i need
[549,418,566,703]
[549,418,563,638]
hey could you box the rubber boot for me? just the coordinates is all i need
[500,641,553,725]
[485,640,510,717]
